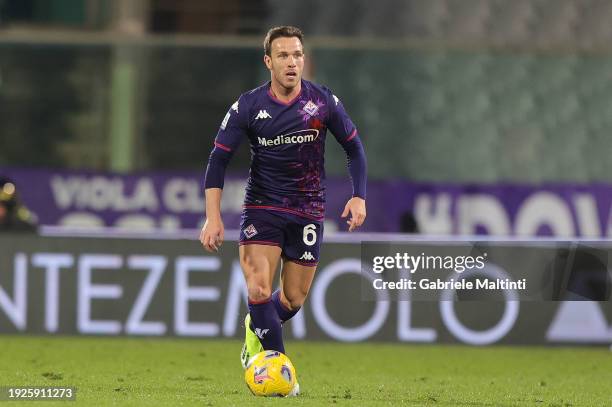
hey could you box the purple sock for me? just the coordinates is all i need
[248,297,285,354]
[271,289,300,323]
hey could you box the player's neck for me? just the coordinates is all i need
[269,80,301,103]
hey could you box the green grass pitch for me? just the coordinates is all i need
[0,336,610,406]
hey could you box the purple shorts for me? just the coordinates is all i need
[239,208,324,266]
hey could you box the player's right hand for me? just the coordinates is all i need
[200,218,224,252]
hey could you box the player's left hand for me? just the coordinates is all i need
[341,197,366,232]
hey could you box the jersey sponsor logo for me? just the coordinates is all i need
[254,328,269,339]
[303,100,319,116]
[255,110,272,120]
[244,224,258,239]
[300,251,315,261]
[257,129,319,147]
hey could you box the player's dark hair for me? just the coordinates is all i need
[264,26,304,56]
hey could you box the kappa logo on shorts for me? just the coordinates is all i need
[244,224,258,239]
[300,252,315,261]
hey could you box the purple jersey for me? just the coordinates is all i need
[212,80,359,220]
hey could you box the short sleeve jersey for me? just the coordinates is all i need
[213,79,358,220]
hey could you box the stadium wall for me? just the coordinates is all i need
[1,234,610,345]
[3,168,612,236]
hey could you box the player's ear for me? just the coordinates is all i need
[264,54,272,70]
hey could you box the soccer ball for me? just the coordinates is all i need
[244,350,297,397]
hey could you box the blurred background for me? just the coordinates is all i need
[1,0,612,235]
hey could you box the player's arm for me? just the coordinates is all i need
[326,92,367,232]
[200,188,223,252]
[339,139,366,232]
[200,97,247,251]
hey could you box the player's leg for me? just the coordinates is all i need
[273,216,323,323]
[275,216,322,398]
[240,243,286,355]
[240,243,280,302]
[272,260,316,323]
[239,209,286,367]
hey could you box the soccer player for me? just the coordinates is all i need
[199,25,366,388]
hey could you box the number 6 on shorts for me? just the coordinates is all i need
[303,224,317,246]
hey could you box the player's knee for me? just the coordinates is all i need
[286,298,304,310]
[241,253,273,302]
[284,288,309,309]
[248,285,272,302]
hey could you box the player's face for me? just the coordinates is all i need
[265,36,304,91]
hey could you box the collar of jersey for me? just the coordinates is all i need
[267,81,303,106]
